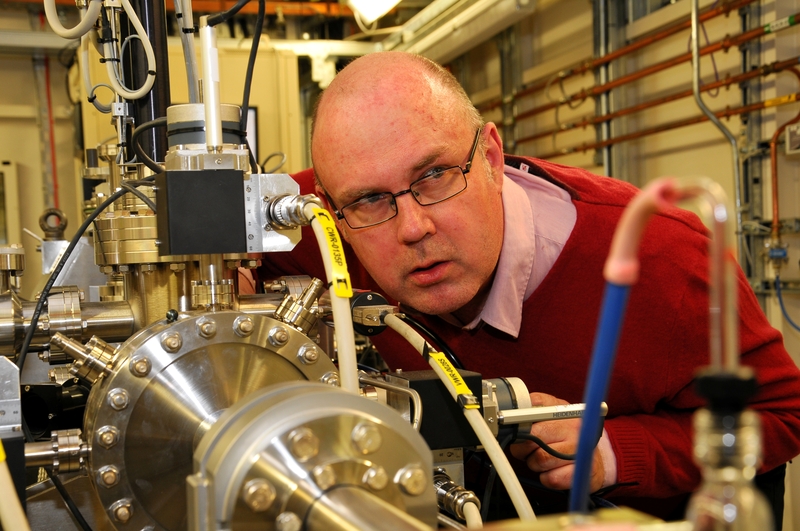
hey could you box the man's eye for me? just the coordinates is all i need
[421,168,447,180]
[355,193,389,206]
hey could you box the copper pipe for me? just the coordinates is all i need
[769,68,800,242]
[479,0,757,113]
[517,58,800,146]
[537,92,800,160]
[13,0,354,16]
[515,14,800,122]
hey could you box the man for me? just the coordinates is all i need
[260,51,800,519]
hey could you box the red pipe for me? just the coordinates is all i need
[478,0,757,113]
[769,68,800,242]
[515,15,800,122]
[536,92,800,160]
[516,58,800,146]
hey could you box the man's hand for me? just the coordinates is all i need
[509,392,605,492]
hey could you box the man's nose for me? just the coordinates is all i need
[393,194,436,244]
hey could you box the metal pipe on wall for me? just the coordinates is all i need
[769,68,800,244]
[516,57,800,146]
[478,0,758,113]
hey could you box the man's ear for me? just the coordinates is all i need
[482,123,505,182]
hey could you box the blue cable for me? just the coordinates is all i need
[776,275,800,333]
[569,282,631,514]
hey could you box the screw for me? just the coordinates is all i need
[320,372,339,387]
[288,427,319,461]
[215,158,222,164]
[242,478,276,512]
[107,389,129,410]
[396,465,427,496]
[351,423,382,455]
[275,512,301,531]
[312,465,336,490]
[197,318,217,338]
[363,466,388,491]
[129,356,151,377]
[98,466,119,488]
[161,332,182,352]
[298,344,319,364]
[97,426,119,448]
[234,316,254,337]
[268,326,289,346]
[165,309,179,323]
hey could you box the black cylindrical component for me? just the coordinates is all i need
[122,0,171,163]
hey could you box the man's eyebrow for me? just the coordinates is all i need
[410,149,446,173]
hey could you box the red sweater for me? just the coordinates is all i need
[260,156,800,511]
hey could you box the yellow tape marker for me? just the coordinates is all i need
[311,206,353,298]
[0,439,6,462]
[429,351,480,409]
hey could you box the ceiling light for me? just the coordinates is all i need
[347,0,402,25]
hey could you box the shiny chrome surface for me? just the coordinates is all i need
[83,311,339,531]
[191,381,437,530]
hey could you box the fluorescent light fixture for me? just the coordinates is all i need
[348,0,402,25]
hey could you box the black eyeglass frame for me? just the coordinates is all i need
[325,127,484,230]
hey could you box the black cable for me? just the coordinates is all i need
[397,314,465,370]
[120,181,157,212]
[480,433,514,521]
[131,117,167,174]
[16,184,147,372]
[514,433,577,461]
[240,0,264,135]
[207,0,250,27]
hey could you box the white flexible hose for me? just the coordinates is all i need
[303,203,359,394]
[81,33,111,113]
[103,0,157,100]
[462,501,483,529]
[383,314,536,521]
[44,0,102,39]
[174,0,199,103]
[0,441,31,531]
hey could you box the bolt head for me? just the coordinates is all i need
[197,318,217,338]
[363,466,389,491]
[242,478,276,512]
[169,263,186,271]
[351,423,382,455]
[161,332,182,353]
[288,427,319,461]
[234,316,254,337]
[97,426,119,448]
[98,466,119,488]
[275,512,301,531]
[268,326,290,346]
[298,344,319,364]
[129,356,151,377]
[396,465,427,496]
[320,372,340,387]
[312,465,336,490]
[107,389,129,410]
[111,500,133,523]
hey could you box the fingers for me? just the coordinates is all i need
[528,392,570,407]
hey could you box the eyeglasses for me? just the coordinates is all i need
[327,128,483,229]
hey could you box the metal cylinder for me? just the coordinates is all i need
[306,486,432,531]
[25,441,57,468]
[81,302,135,342]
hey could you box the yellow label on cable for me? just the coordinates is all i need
[429,351,480,409]
[311,206,353,298]
[0,439,6,462]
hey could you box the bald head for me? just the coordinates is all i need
[311,52,483,184]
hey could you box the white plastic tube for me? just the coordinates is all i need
[81,33,112,113]
[383,314,536,521]
[0,441,31,531]
[44,0,102,39]
[103,0,157,100]
[199,16,223,151]
[303,203,359,394]
[462,501,483,529]
[174,0,199,103]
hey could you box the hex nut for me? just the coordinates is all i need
[169,262,186,271]
[110,499,133,523]
[268,326,290,347]
[107,389,129,411]
[97,426,119,449]
[298,344,319,365]
[98,466,120,488]
[129,356,151,377]
[275,512,302,531]
[161,332,182,353]
[197,318,217,338]
[234,316,254,337]
[242,478,276,513]
[117,265,131,273]
[351,423,382,455]
[320,372,340,387]
[139,264,157,273]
